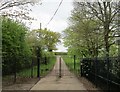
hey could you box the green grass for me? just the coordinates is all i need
[3,56,56,84]
[13,56,56,78]
[62,55,81,76]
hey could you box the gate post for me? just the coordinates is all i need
[31,56,33,78]
[80,59,84,77]
[80,60,83,77]
[107,57,110,91]
[95,58,98,87]
[37,47,40,79]
[74,55,76,70]
[13,56,17,83]
[59,57,61,78]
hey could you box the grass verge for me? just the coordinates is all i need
[3,56,56,84]
[62,55,81,76]
[18,56,56,77]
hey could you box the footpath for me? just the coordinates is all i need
[31,56,87,90]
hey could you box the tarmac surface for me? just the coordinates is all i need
[31,56,87,90]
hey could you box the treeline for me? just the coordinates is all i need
[54,52,67,55]
[63,1,120,58]
[2,17,60,76]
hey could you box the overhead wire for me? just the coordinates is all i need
[46,0,63,27]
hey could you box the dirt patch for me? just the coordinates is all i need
[2,77,39,90]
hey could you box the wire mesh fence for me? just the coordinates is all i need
[81,57,120,91]
[2,55,56,84]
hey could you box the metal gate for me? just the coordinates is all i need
[47,56,80,77]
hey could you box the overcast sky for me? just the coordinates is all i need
[28,0,73,52]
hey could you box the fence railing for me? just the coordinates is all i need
[81,57,120,91]
[2,55,56,84]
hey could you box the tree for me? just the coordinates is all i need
[63,20,103,58]
[63,1,119,57]
[63,2,103,58]
[35,28,61,52]
[75,1,119,57]
[0,0,41,21]
[25,29,39,56]
[26,28,61,57]
[2,17,31,76]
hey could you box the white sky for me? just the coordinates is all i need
[28,0,73,52]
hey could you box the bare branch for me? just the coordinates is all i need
[98,2,104,21]
[87,2,104,22]
[0,1,31,11]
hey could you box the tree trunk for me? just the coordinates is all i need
[104,23,110,57]
[104,36,109,57]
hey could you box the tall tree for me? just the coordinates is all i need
[64,1,119,57]
[26,28,61,53]
[75,1,119,57]
[2,17,31,75]
[63,2,103,58]
[35,29,61,52]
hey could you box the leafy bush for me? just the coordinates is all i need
[2,17,32,75]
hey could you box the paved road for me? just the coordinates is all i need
[31,56,87,90]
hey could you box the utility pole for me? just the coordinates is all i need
[40,23,41,30]
[37,22,42,79]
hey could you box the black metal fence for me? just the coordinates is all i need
[81,57,120,91]
[2,55,55,84]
